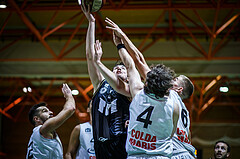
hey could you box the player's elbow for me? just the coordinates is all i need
[65,152,72,159]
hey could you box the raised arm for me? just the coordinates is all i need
[82,4,104,92]
[105,17,151,81]
[65,125,80,159]
[40,83,76,137]
[112,33,144,98]
[94,40,130,97]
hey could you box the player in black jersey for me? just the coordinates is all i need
[81,4,131,159]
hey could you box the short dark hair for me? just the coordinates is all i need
[144,64,175,98]
[215,140,231,153]
[28,102,47,126]
[114,60,125,68]
[179,75,194,99]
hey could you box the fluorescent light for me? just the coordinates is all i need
[27,87,32,92]
[23,86,32,93]
[219,86,228,93]
[71,90,79,95]
[23,87,27,93]
[0,4,6,8]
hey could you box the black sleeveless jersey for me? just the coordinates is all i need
[92,80,130,141]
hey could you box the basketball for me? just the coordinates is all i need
[78,0,105,12]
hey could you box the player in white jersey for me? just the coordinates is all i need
[126,89,177,158]
[65,100,96,159]
[26,125,63,158]
[105,18,196,158]
[170,89,196,159]
[26,83,75,159]
[97,26,179,158]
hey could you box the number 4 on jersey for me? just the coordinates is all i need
[136,106,154,128]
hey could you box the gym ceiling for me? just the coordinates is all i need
[0,0,240,123]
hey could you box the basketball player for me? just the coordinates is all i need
[65,100,96,159]
[108,32,179,158]
[26,83,76,159]
[81,4,131,159]
[105,17,196,158]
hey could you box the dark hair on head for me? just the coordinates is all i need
[179,75,194,99]
[114,60,125,67]
[215,140,231,153]
[28,102,47,126]
[144,64,175,98]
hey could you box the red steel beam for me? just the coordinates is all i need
[211,18,239,57]
[58,39,85,59]
[208,0,221,59]
[176,10,205,32]
[58,15,85,60]
[43,0,66,34]
[108,0,117,8]
[215,13,240,36]
[141,37,162,53]
[0,108,14,120]
[8,0,58,59]
[138,10,166,50]
[178,34,205,56]
[175,11,208,58]
[42,12,82,39]
[39,79,55,101]
[2,3,240,12]
[20,0,28,9]
[0,12,12,35]
[3,96,24,112]
[193,9,213,36]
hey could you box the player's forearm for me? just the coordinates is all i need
[120,33,141,61]
[120,33,150,80]
[95,60,117,84]
[86,21,95,60]
[118,47,135,70]
[63,96,76,115]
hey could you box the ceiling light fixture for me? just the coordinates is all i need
[0,0,7,8]
[219,86,229,93]
[71,90,79,95]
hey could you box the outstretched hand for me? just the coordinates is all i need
[113,32,123,46]
[81,3,95,22]
[62,83,72,99]
[94,40,103,62]
[105,17,125,39]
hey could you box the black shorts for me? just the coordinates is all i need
[94,134,127,159]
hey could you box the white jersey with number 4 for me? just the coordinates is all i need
[76,122,96,159]
[126,89,175,158]
[169,90,196,159]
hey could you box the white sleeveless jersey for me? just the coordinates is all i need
[26,125,63,159]
[169,90,196,159]
[126,89,174,157]
[76,122,96,159]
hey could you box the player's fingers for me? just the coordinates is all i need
[105,18,115,26]
[87,4,90,13]
[106,26,116,31]
[106,17,117,27]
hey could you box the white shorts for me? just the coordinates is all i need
[171,152,195,159]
